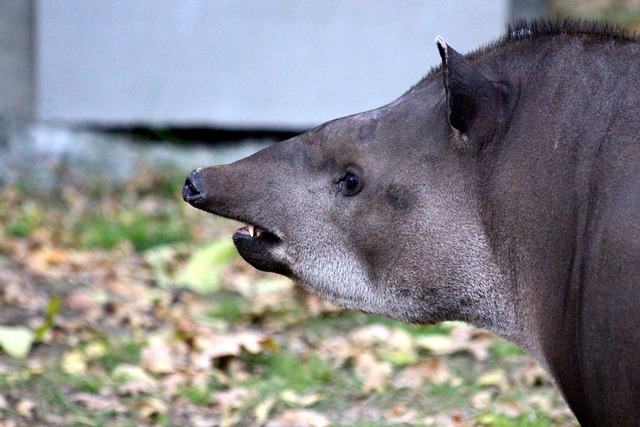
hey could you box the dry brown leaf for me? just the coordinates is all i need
[518,360,550,387]
[385,405,419,423]
[353,353,393,393]
[470,390,494,409]
[254,397,277,425]
[141,337,176,374]
[424,412,470,427]
[395,358,452,389]
[349,324,393,347]
[476,369,509,392]
[267,409,330,427]
[159,373,188,398]
[527,393,553,412]
[495,400,522,418]
[134,397,167,421]
[192,331,266,369]
[280,390,322,407]
[211,387,253,412]
[415,325,495,361]
[316,336,352,367]
[118,380,158,396]
[71,393,126,412]
[16,399,34,418]
[61,350,87,376]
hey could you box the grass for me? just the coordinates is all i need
[242,351,338,394]
[73,210,192,251]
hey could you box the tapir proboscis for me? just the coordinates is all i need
[184,20,640,426]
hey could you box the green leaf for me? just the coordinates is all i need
[112,364,157,386]
[46,295,62,319]
[0,325,35,358]
[176,238,237,293]
[145,239,238,294]
[35,295,62,341]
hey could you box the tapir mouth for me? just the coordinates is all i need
[233,222,280,243]
[231,222,290,276]
[183,169,291,276]
[236,224,266,238]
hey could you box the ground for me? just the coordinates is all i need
[0,164,578,427]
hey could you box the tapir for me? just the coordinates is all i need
[183,20,640,426]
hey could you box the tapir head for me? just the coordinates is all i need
[184,39,516,332]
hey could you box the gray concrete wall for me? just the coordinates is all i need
[0,0,34,120]
[37,0,508,129]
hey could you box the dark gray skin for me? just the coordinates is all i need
[183,20,640,426]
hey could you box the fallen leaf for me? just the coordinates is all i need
[280,390,322,407]
[353,353,393,393]
[268,409,330,427]
[518,360,550,387]
[61,350,88,375]
[112,364,157,394]
[192,331,266,369]
[527,393,553,412]
[134,397,167,421]
[476,369,509,391]
[211,387,253,410]
[470,390,493,409]
[254,396,276,425]
[395,358,451,389]
[83,341,107,359]
[0,325,34,358]
[16,399,35,418]
[495,400,522,418]
[72,393,126,412]
[141,337,175,374]
[145,239,237,294]
[415,325,494,361]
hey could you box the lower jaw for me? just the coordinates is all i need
[231,233,292,277]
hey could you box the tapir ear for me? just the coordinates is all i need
[436,36,506,144]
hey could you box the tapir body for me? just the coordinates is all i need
[184,20,640,426]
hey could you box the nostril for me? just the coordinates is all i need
[185,176,199,195]
[182,171,203,202]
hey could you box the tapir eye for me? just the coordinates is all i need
[338,171,363,196]
[345,173,359,190]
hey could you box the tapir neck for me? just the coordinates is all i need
[477,38,640,421]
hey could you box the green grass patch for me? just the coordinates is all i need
[476,411,557,427]
[5,202,45,238]
[97,339,144,371]
[490,339,525,357]
[0,369,118,425]
[73,210,192,251]
[244,351,336,393]
[206,292,249,322]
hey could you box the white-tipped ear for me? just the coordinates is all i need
[435,35,447,59]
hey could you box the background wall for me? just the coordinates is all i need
[36,0,509,129]
[0,0,34,120]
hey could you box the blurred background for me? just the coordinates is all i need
[0,1,638,426]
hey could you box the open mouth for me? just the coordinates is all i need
[236,224,266,238]
[231,222,290,276]
[233,223,278,241]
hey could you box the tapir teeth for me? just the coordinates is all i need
[245,224,265,238]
